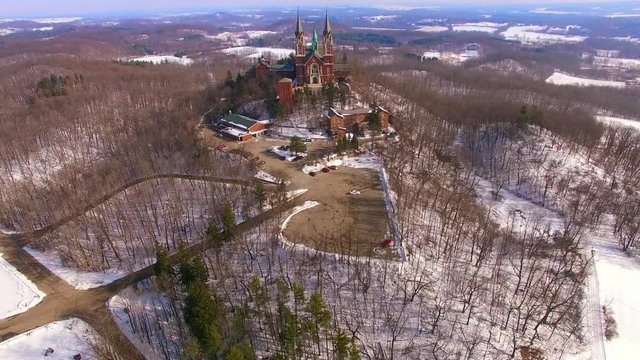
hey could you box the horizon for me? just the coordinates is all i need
[3,0,640,19]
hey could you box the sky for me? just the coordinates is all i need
[1,0,638,18]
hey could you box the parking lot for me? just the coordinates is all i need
[201,129,394,258]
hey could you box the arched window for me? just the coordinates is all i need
[311,63,321,85]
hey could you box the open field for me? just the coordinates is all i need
[284,167,392,258]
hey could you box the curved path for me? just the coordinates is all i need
[14,173,268,243]
[0,172,294,359]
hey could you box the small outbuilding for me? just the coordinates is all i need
[214,113,267,142]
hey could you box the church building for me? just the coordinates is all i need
[255,11,350,87]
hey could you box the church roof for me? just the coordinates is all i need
[323,11,332,35]
[295,11,303,36]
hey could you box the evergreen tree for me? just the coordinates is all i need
[350,135,359,150]
[154,243,171,277]
[253,182,267,208]
[206,223,224,250]
[306,291,332,353]
[289,136,307,154]
[178,256,208,288]
[221,202,236,242]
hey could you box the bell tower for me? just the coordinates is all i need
[322,11,334,83]
[322,11,333,59]
[294,11,306,83]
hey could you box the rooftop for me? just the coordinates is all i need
[222,113,259,130]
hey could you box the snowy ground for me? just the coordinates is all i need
[0,318,97,359]
[205,30,276,46]
[28,179,248,289]
[452,22,505,33]
[590,217,640,360]
[109,284,184,360]
[269,126,330,140]
[545,72,626,88]
[0,252,45,319]
[595,115,640,131]
[221,46,293,60]
[269,146,307,161]
[30,17,82,23]
[127,55,193,66]
[24,246,127,290]
[593,56,640,70]
[501,25,587,45]
[415,25,448,32]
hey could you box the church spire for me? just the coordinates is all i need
[323,11,331,36]
[312,28,319,52]
[295,10,303,36]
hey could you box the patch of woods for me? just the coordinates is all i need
[0,54,255,233]
[340,53,640,358]
[35,73,83,98]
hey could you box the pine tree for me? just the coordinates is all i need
[221,202,236,242]
[350,135,359,150]
[254,183,266,208]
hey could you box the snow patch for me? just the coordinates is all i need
[221,46,293,60]
[25,246,127,290]
[415,25,448,33]
[545,72,625,88]
[502,25,586,45]
[0,318,97,359]
[126,55,193,65]
[0,252,45,319]
[595,115,640,131]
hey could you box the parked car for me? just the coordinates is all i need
[292,155,304,162]
[279,155,287,161]
[329,165,338,170]
[303,137,313,143]
[349,189,361,195]
[309,171,316,177]
[321,167,330,173]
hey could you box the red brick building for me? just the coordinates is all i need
[325,107,391,138]
[255,11,350,86]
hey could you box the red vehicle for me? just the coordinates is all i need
[321,167,330,173]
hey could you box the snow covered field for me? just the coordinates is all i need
[205,30,275,46]
[30,17,82,23]
[545,72,626,88]
[415,25,448,32]
[591,218,640,360]
[593,56,640,70]
[0,28,18,36]
[452,22,505,33]
[0,253,45,319]
[502,25,587,45]
[0,318,97,359]
[221,46,293,60]
[595,115,640,131]
[127,55,193,65]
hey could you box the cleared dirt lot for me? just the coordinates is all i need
[201,128,395,258]
[284,167,393,258]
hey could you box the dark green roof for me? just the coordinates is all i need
[223,114,258,130]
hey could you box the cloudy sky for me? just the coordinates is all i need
[2,0,638,17]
